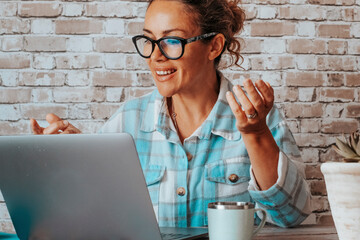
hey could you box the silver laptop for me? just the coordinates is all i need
[0,134,208,240]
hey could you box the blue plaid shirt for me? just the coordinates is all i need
[99,73,312,228]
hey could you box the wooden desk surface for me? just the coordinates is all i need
[253,225,338,240]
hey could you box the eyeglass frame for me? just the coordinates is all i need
[131,32,218,60]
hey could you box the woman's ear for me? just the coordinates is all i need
[208,33,226,61]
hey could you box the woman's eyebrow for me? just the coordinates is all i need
[143,28,187,35]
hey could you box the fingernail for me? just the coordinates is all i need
[63,120,69,126]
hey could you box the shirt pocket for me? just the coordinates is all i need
[203,158,252,225]
[143,165,165,219]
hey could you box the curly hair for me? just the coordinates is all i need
[147,0,246,68]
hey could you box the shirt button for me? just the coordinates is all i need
[228,174,239,183]
[176,187,186,196]
[186,152,193,161]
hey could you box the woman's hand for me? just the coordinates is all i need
[30,113,81,135]
[226,79,274,136]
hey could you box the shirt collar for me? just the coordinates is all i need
[140,72,241,141]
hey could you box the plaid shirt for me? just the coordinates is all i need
[99,73,312,228]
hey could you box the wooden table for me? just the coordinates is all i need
[253,225,338,240]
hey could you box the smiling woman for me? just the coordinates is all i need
[29,0,312,228]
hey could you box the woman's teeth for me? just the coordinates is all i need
[156,69,176,76]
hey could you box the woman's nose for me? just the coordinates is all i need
[151,44,166,62]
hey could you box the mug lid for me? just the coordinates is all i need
[208,202,255,210]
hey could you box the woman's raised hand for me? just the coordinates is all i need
[30,113,81,135]
[226,79,274,136]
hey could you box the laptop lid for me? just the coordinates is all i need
[0,133,166,240]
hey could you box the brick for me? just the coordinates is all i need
[317,214,335,226]
[346,104,360,117]
[283,103,323,118]
[296,55,317,70]
[250,22,296,37]
[279,6,325,20]
[55,19,102,35]
[136,72,155,87]
[258,71,282,87]
[300,148,319,163]
[241,38,262,54]
[0,203,10,219]
[31,19,53,34]
[295,133,335,148]
[63,3,83,17]
[320,88,355,102]
[320,146,342,163]
[351,23,360,37]
[19,72,65,86]
[105,19,125,35]
[305,164,323,179]
[106,87,124,102]
[91,104,120,119]
[345,73,360,86]
[243,5,257,20]
[105,53,126,70]
[68,104,91,120]
[67,37,93,52]
[85,2,134,18]
[309,180,327,196]
[66,71,90,86]
[343,8,360,21]
[70,120,104,134]
[0,72,18,87]
[318,24,351,38]
[0,105,20,121]
[31,88,53,103]
[327,73,344,87]
[124,87,155,100]
[285,72,325,86]
[126,21,144,35]
[0,220,15,233]
[250,56,295,70]
[0,54,30,69]
[317,56,357,71]
[1,36,23,52]
[0,3,17,17]
[301,119,321,132]
[258,6,277,19]
[324,103,345,118]
[92,71,134,87]
[24,36,66,52]
[308,0,355,5]
[311,196,330,212]
[328,40,347,55]
[55,55,102,69]
[0,19,30,35]
[327,8,342,21]
[297,22,316,37]
[94,37,134,53]
[263,39,286,53]
[0,121,30,136]
[273,87,298,102]
[0,88,32,103]
[53,87,105,103]
[20,104,68,120]
[286,119,299,133]
[299,88,316,102]
[33,55,55,70]
[19,3,62,17]
[287,39,326,54]
[321,119,359,133]
[125,55,150,71]
[348,39,360,54]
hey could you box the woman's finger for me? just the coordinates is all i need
[242,79,265,113]
[43,120,69,135]
[30,118,44,135]
[232,84,257,116]
[255,80,274,109]
[61,124,81,134]
[225,91,247,121]
[46,113,63,124]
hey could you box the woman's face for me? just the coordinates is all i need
[143,0,214,97]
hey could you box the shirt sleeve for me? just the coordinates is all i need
[247,107,312,227]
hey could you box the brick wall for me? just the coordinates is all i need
[0,0,359,233]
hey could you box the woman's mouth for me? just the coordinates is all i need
[154,68,177,82]
[156,69,177,76]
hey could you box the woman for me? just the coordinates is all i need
[31,0,312,228]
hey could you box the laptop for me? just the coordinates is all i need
[0,134,208,240]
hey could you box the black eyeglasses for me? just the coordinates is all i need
[132,32,218,60]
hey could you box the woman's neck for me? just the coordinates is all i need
[169,72,220,143]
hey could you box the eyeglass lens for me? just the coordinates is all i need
[135,37,183,59]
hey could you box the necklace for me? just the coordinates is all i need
[170,98,180,134]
